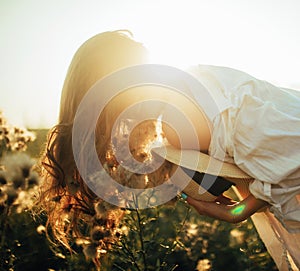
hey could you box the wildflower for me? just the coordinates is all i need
[196,259,212,271]
[0,111,35,154]
[186,223,198,236]
[230,229,245,245]
[1,153,35,180]
[120,225,129,236]
[9,127,36,152]
[94,201,118,216]
[36,225,46,235]
[94,201,107,216]
[90,226,106,242]
[0,126,9,141]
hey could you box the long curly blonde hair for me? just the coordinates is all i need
[38,30,174,252]
[39,30,143,244]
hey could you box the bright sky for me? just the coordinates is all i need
[1,0,300,128]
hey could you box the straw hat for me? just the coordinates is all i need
[151,145,254,201]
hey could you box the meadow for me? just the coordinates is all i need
[0,127,278,271]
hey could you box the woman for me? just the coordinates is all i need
[39,30,300,249]
[183,63,300,232]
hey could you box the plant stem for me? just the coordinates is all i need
[135,208,148,271]
[0,205,10,248]
[161,202,191,266]
[119,239,142,271]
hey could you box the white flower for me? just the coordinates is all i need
[0,111,36,153]
[230,229,245,246]
[36,225,46,235]
[1,153,35,179]
[196,259,212,271]
[186,223,198,236]
[1,153,37,190]
[90,226,106,242]
[94,201,118,217]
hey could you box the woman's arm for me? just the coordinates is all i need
[186,194,269,223]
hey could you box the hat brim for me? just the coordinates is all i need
[151,145,253,201]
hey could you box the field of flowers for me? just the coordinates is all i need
[0,111,277,271]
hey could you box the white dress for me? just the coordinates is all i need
[187,64,300,233]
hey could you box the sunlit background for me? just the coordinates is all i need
[1,0,300,128]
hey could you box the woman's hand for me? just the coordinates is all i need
[186,194,269,223]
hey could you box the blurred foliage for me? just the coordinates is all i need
[0,111,36,157]
[26,129,48,159]
[100,199,277,271]
[0,121,278,271]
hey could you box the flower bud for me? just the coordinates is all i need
[90,226,105,242]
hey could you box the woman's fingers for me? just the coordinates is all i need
[215,194,237,205]
[186,196,223,217]
[186,196,235,222]
[186,196,205,208]
[186,194,269,224]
